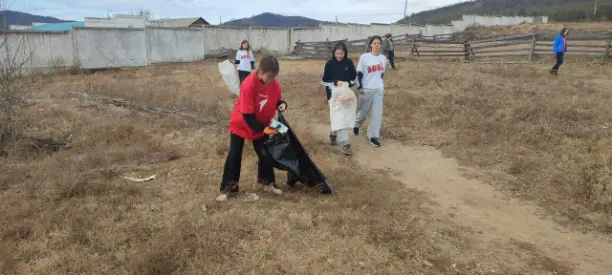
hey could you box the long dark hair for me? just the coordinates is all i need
[369,35,382,47]
[239,40,250,50]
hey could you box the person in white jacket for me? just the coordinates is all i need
[354,35,386,147]
[234,40,255,84]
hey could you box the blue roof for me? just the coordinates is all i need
[26,21,84,32]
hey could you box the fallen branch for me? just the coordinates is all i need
[460,61,541,64]
[122,175,156,182]
[21,132,72,151]
[70,92,226,127]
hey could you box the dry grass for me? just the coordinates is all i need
[467,22,612,36]
[382,59,612,232]
[0,57,594,274]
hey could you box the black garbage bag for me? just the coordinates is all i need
[261,113,335,194]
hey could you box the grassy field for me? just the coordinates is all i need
[466,22,612,36]
[1,55,611,274]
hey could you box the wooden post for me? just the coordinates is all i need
[602,37,611,63]
[410,36,419,57]
[528,32,537,63]
[295,39,301,56]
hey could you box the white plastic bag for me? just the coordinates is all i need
[218,59,240,96]
[270,119,289,134]
[328,85,357,132]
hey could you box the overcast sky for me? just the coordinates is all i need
[14,0,464,24]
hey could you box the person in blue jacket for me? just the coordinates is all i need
[550,27,569,75]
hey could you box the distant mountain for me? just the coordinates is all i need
[398,0,612,25]
[0,10,71,28]
[222,12,332,28]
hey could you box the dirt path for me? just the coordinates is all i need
[314,125,612,275]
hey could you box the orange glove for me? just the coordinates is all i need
[263,127,279,136]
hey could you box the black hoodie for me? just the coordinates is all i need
[321,42,357,100]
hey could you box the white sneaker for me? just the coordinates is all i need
[263,184,283,195]
[216,193,228,202]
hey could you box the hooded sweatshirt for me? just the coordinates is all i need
[553,29,567,54]
[321,42,357,89]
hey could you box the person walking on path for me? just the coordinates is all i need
[217,55,287,202]
[382,33,396,70]
[550,27,569,75]
[320,42,357,155]
[235,40,255,84]
[354,35,386,147]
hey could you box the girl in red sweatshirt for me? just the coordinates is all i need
[217,55,288,202]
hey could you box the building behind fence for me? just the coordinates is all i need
[0,14,550,73]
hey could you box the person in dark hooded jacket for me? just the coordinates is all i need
[320,42,357,155]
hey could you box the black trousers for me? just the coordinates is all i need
[238,70,250,84]
[219,133,275,193]
[552,52,564,71]
[388,50,396,69]
[325,86,332,101]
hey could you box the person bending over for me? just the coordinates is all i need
[217,55,287,202]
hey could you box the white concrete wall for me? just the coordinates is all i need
[452,14,548,32]
[203,26,250,54]
[291,27,325,44]
[371,24,391,36]
[320,24,348,41]
[0,32,74,74]
[26,32,75,70]
[250,27,290,54]
[407,25,424,36]
[73,27,149,69]
[148,27,204,63]
[390,24,413,36]
[451,20,471,32]
[0,34,30,71]
[347,24,371,40]
[0,14,551,72]
[85,17,147,28]
[441,25,455,34]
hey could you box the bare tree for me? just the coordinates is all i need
[0,10,34,147]
[137,8,154,21]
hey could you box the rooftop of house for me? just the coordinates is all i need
[155,17,209,27]
[25,21,85,32]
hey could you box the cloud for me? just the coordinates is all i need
[17,0,464,24]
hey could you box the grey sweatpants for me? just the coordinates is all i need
[355,88,384,139]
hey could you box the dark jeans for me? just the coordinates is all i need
[551,52,564,72]
[219,133,275,193]
[325,86,332,101]
[238,70,250,84]
[388,50,396,69]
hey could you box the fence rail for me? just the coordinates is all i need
[294,31,612,63]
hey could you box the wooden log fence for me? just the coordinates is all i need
[293,30,612,63]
